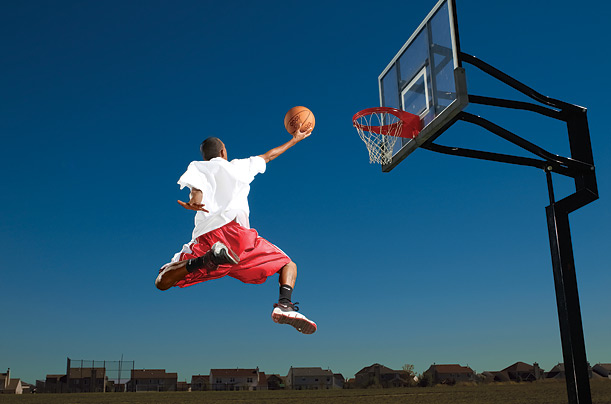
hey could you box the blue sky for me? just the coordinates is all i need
[1,0,609,384]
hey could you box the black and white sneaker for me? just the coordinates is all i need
[208,241,239,266]
[271,302,317,335]
[186,241,240,273]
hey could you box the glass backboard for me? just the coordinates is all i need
[379,0,468,172]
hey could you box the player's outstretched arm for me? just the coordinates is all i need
[177,188,209,212]
[259,125,312,163]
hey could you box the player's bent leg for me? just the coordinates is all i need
[156,242,239,291]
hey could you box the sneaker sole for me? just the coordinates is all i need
[272,311,317,335]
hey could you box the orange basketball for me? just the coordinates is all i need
[284,106,315,134]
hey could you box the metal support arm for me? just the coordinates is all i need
[422,51,599,404]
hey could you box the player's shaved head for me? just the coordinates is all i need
[200,137,224,161]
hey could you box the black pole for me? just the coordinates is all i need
[546,174,592,404]
[421,53,598,404]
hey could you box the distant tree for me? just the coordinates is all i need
[402,364,416,386]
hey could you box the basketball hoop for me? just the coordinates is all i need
[352,107,422,165]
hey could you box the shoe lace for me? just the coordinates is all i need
[277,301,299,311]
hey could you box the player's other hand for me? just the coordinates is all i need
[292,123,312,142]
[177,200,209,212]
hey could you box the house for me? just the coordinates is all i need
[266,374,286,390]
[0,369,23,394]
[67,367,107,393]
[42,374,67,393]
[176,381,190,391]
[355,364,410,388]
[546,363,566,379]
[593,364,611,379]
[333,373,345,389]
[546,363,594,380]
[209,368,267,391]
[127,369,178,392]
[286,367,339,390]
[20,381,34,394]
[500,362,544,382]
[423,364,476,385]
[191,374,210,391]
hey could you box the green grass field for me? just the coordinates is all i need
[3,380,611,404]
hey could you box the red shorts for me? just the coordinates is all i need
[173,221,291,287]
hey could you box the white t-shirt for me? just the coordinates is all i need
[177,156,266,239]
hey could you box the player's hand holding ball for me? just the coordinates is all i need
[292,123,312,142]
[284,106,315,141]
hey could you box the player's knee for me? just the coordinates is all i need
[155,275,169,291]
[155,266,172,291]
[284,261,297,274]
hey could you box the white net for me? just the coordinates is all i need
[354,110,405,165]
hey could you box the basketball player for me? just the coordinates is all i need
[155,125,317,334]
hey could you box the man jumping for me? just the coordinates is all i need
[155,126,316,334]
